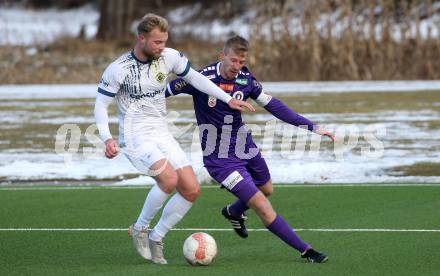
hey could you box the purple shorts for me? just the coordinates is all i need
[205,151,271,203]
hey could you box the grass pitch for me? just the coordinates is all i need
[1,184,439,275]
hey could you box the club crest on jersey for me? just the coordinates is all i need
[208,96,217,107]
[155,72,166,83]
[232,91,244,100]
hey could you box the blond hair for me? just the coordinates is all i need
[224,35,249,55]
[137,13,169,35]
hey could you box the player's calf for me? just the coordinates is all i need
[247,191,276,225]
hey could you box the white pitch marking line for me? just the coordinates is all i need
[0,228,439,232]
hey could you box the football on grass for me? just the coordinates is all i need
[183,232,218,265]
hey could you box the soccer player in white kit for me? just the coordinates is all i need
[94,13,254,264]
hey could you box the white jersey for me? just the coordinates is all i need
[97,48,190,145]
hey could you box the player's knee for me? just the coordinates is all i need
[193,184,201,198]
[167,173,179,188]
[260,180,273,197]
[181,184,200,202]
[262,187,273,197]
[158,172,178,193]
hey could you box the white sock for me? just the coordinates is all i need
[134,184,170,230]
[149,192,193,241]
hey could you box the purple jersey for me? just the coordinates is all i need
[166,62,261,167]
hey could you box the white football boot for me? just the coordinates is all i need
[149,238,168,264]
[128,224,151,260]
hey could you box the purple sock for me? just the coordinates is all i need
[266,214,311,253]
[228,199,249,217]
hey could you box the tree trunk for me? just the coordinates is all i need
[96,0,138,41]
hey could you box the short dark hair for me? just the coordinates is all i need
[224,35,249,55]
[137,13,169,35]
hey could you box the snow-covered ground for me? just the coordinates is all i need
[1,81,440,99]
[0,4,99,46]
[0,83,439,185]
[0,3,438,46]
[168,3,440,41]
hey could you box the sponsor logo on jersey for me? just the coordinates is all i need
[99,78,110,87]
[232,91,244,100]
[130,88,164,99]
[221,171,244,190]
[236,78,248,85]
[174,79,188,90]
[155,72,166,83]
[219,83,234,92]
[208,96,217,107]
[206,74,216,80]
[253,80,262,90]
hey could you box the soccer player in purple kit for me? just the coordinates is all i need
[166,35,335,263]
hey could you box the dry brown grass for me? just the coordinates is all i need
[247,0,440,81]
[0,38,129,84]
[0,36,224,84]
[1,0,439,83]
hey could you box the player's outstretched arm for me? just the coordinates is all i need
[182,68,255,112]
[94,93,119,158]
[255,92,335,141]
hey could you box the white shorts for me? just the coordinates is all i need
[122,135,190,174]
